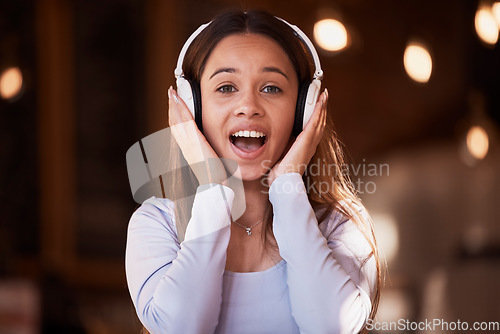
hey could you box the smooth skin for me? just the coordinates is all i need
[168,33,328,271]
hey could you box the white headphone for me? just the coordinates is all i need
[174,15,323,137]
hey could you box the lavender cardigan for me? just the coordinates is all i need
[126,173,376,334]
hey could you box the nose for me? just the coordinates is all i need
[233,91,264,118]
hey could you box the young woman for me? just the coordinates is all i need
[126,9,380,334]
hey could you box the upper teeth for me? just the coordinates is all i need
[231,130,266,138]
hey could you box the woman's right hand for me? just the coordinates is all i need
[168,86,227,185]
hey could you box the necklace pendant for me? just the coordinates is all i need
[245,228,252,236]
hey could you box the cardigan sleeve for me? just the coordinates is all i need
[269,173,377,334]
[125,184,234,334]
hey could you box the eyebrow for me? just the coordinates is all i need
[209,68,237,79]
[262,66,289,80]
[209,66,289,80]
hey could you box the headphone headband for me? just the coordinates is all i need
[274,17,323,80]
[174,22,211,79]
[174,16,323,81]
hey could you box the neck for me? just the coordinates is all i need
[226,177,281,272]
[235,178,269,226]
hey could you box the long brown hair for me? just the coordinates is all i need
[177,9,380,330]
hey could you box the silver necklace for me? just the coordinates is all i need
[232,220,263,236]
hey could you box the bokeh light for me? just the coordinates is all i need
[376,289,413,324]
[475,7,499,45]
[466,125,489,160]
[493,2,500,27]
[403,43,433,83]
[313,19,348,51]
[0,67,23,100]
[373,213,399,264]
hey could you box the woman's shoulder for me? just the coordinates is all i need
[314,199,373,249]
[129,197,179,241]
[315,199,377,298]
[140,196,175,212]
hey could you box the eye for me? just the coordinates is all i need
[217,85,237,94]
[262,85,281,94]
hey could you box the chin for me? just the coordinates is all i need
[236,164,269,183]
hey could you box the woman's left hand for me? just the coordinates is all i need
[266,89,328,186]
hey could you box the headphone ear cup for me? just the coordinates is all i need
[292,82,309,137]
[175,77,203,133]
[302,79,322,131]
[188,79,203,133]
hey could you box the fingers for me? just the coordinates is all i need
[318,88,328,128]
[318,88,328,129]
[167,85,204,162]
[168,86,194,127]
[167,86,228,185]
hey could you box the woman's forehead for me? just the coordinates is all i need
[202,33,296,78]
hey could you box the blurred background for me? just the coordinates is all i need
[0,0,499,333]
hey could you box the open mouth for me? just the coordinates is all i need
[230,130,267,153]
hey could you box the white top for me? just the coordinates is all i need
[125,173,377,334]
